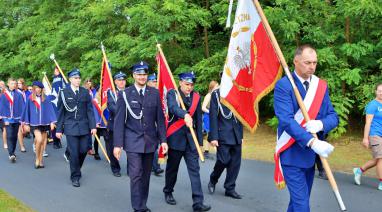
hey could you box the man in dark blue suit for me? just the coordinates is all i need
[56,69,97,187]
[105,71,126,177]
[113,61,168,212]
[163,72,211,212]
[207,89,243,199]
[274,45,339,212]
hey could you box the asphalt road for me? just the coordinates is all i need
[0,136,380,212]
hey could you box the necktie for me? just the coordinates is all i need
[303,81,309,91]
[11,91,14,96]
[139,89,144,101]
[75,90,79,96]
[185,96,191,105]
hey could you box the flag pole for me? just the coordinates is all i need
[94,134,111,163]
[42,72,52,92]
[252,0,346,211]
[49,54,68,84]
[156,44,205,162]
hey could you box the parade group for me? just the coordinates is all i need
[0,45,381,212]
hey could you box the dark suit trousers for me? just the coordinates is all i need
[127,152,154,211]
[315,154,324,172]
[164,144,204,207]
[5,123,20,156]
[210,144,242,192]
[66,135,90,181]
[105,131,121,174]
[152,144,160,171]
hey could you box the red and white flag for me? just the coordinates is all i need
[99,47,115,126]
[220,0,282,132]
[156,48,176,128]
[156,46,177,164]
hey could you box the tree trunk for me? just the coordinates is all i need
[203,0,210,58]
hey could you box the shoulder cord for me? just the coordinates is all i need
[110,90,117,103]
[122,91,142,122]
[215,92,232,119]
[60,90,78,118]
[167,90,180,123]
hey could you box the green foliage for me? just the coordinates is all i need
[0,0,381,137]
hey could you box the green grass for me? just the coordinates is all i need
[0,189,35,212]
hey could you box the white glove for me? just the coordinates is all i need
[311,139,334,158]
[305,120,323,133]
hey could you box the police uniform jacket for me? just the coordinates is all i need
[107,89,118,131]
[166,89,203,151]
[113,85,166,153]
[208,90,243,145]
[56,86,96,136]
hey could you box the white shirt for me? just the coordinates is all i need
[35,96,41,105]
[295,72,311,91]
[70,84,79,94]
[134,84,146,95]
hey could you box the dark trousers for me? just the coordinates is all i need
[66,134,90,181]
[5,123,20,156]
[210,144,242,192]
[127,152,154,212]
[164,144,204,207]
[315,154,324,172]
[105,131,121,174]
[152,144,160,171]
[51,128,61,146]
[282,165,315,212]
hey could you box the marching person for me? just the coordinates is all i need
[51,67,67,149]
[163,72,211,212]
[146,73,164,176]
[0,78,25,162]
[0,80,7,149]
[353,83,382,190]
[21,81,56,169]
[56,68,96,187]
[91,87,106,161]
[202,80,219,159]
[106,72,126,177]
[113,61,168,212]
[84,78,98,157]
[207,87,243,199]
[274,44,339,212]
[17,78,27,152]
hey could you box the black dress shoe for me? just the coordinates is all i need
[225,191,242,199]
[153,168,164,176]
[193,203,211,212]
[72,180,80,187]
[164,193,176,205]
[113,172,121,177]
[94,154,101,160]
[207,181,215,194]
